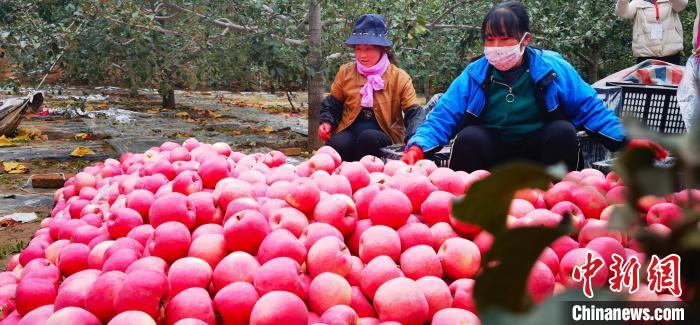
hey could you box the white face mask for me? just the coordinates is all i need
[483,32,529,71]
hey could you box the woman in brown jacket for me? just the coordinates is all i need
[318,14,422,162]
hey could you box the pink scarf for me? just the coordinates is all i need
[356,53,389,108]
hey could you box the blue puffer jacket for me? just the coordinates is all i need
[407,47,626,152]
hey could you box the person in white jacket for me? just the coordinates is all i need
[677,1,699,130]
[616,0,688,65]
[677,57,699,129]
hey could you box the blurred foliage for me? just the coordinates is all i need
[451,117,700,320]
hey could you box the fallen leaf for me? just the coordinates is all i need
[4,161,27,174]
[69,146,96,157]
[185,118,197,123]
[0,136,17,147]
[206,110,223,118]
[74,133,89,140]
[147,108,161,114]
[0,218,18,227]
[175,112,189,118]
[261,126,274,133]
[14,128,43,141]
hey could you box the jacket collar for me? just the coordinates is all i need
[468,47,554,86]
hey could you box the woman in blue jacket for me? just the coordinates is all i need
[402,1,666,172]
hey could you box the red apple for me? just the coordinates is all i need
[336,161,371,193]
[438,238,480,280]
[368,188,412,229]
[308,272,352,315]
[527,261,555,303]
[213,282,259,325]
[359,226,401,263]
[360,155,385,173]
[249,291,308,325]
[400,245,443,280]
[307,236,352,278]
[420,191,455,226]
[312,194,357,236]
[256,229,306,265]
[397,222,434,251]
[360,255,404,300]
[285,178,321,213]
[223,210,270,255]
[212,251,260,291]
[253,257,306,299]
[646,202,683,227]
[373,277,430,325]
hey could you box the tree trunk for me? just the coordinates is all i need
[307,0,323,150]
[588,48,599,83]
[423,73,431,101]
[162,88,175,109]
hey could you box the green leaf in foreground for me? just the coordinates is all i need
[614,148,676,209]
[479,289,620,325]
[475,222,568,313]
[451,162,555,236]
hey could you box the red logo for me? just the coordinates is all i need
[573,253,683,298]
[647,254,682,297]
[608,253,640,294]
[572,252,605,298]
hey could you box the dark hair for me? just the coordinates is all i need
[383,47,397,65]
[481,1,530,41]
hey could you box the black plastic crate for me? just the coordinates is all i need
[593,157,677,174]
[576,86,622,169]
[578,131,611,169]
[380,144,451,167]
[606,82,686,134]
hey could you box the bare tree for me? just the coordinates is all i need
[307,0,323,150]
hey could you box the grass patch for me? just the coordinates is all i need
[0,240,26,260]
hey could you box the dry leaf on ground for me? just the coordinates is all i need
[4,161,27,174]
[74,133,89,140]
[0,136,17,147]
[69,146,96,157]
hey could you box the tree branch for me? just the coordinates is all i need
[426,0,470,27]
[261,4,296,24]
[150,2,180,23]
[325,52,354,61]
[105,16,183,36]
[425,24,480,30]
[572,50,594,66]
[162,2,304,45]
[322,18,349,27]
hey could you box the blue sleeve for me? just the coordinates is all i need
[556,60,626,146]
[407,70,472,151]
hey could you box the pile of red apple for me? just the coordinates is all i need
[0,138,695,325]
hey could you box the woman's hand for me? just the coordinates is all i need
[401,145,424,165]
[317,123,332,141]
[627,139,669,160]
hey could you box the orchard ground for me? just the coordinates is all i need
[1,87,410,269]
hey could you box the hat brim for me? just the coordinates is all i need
[345,35,392,48]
